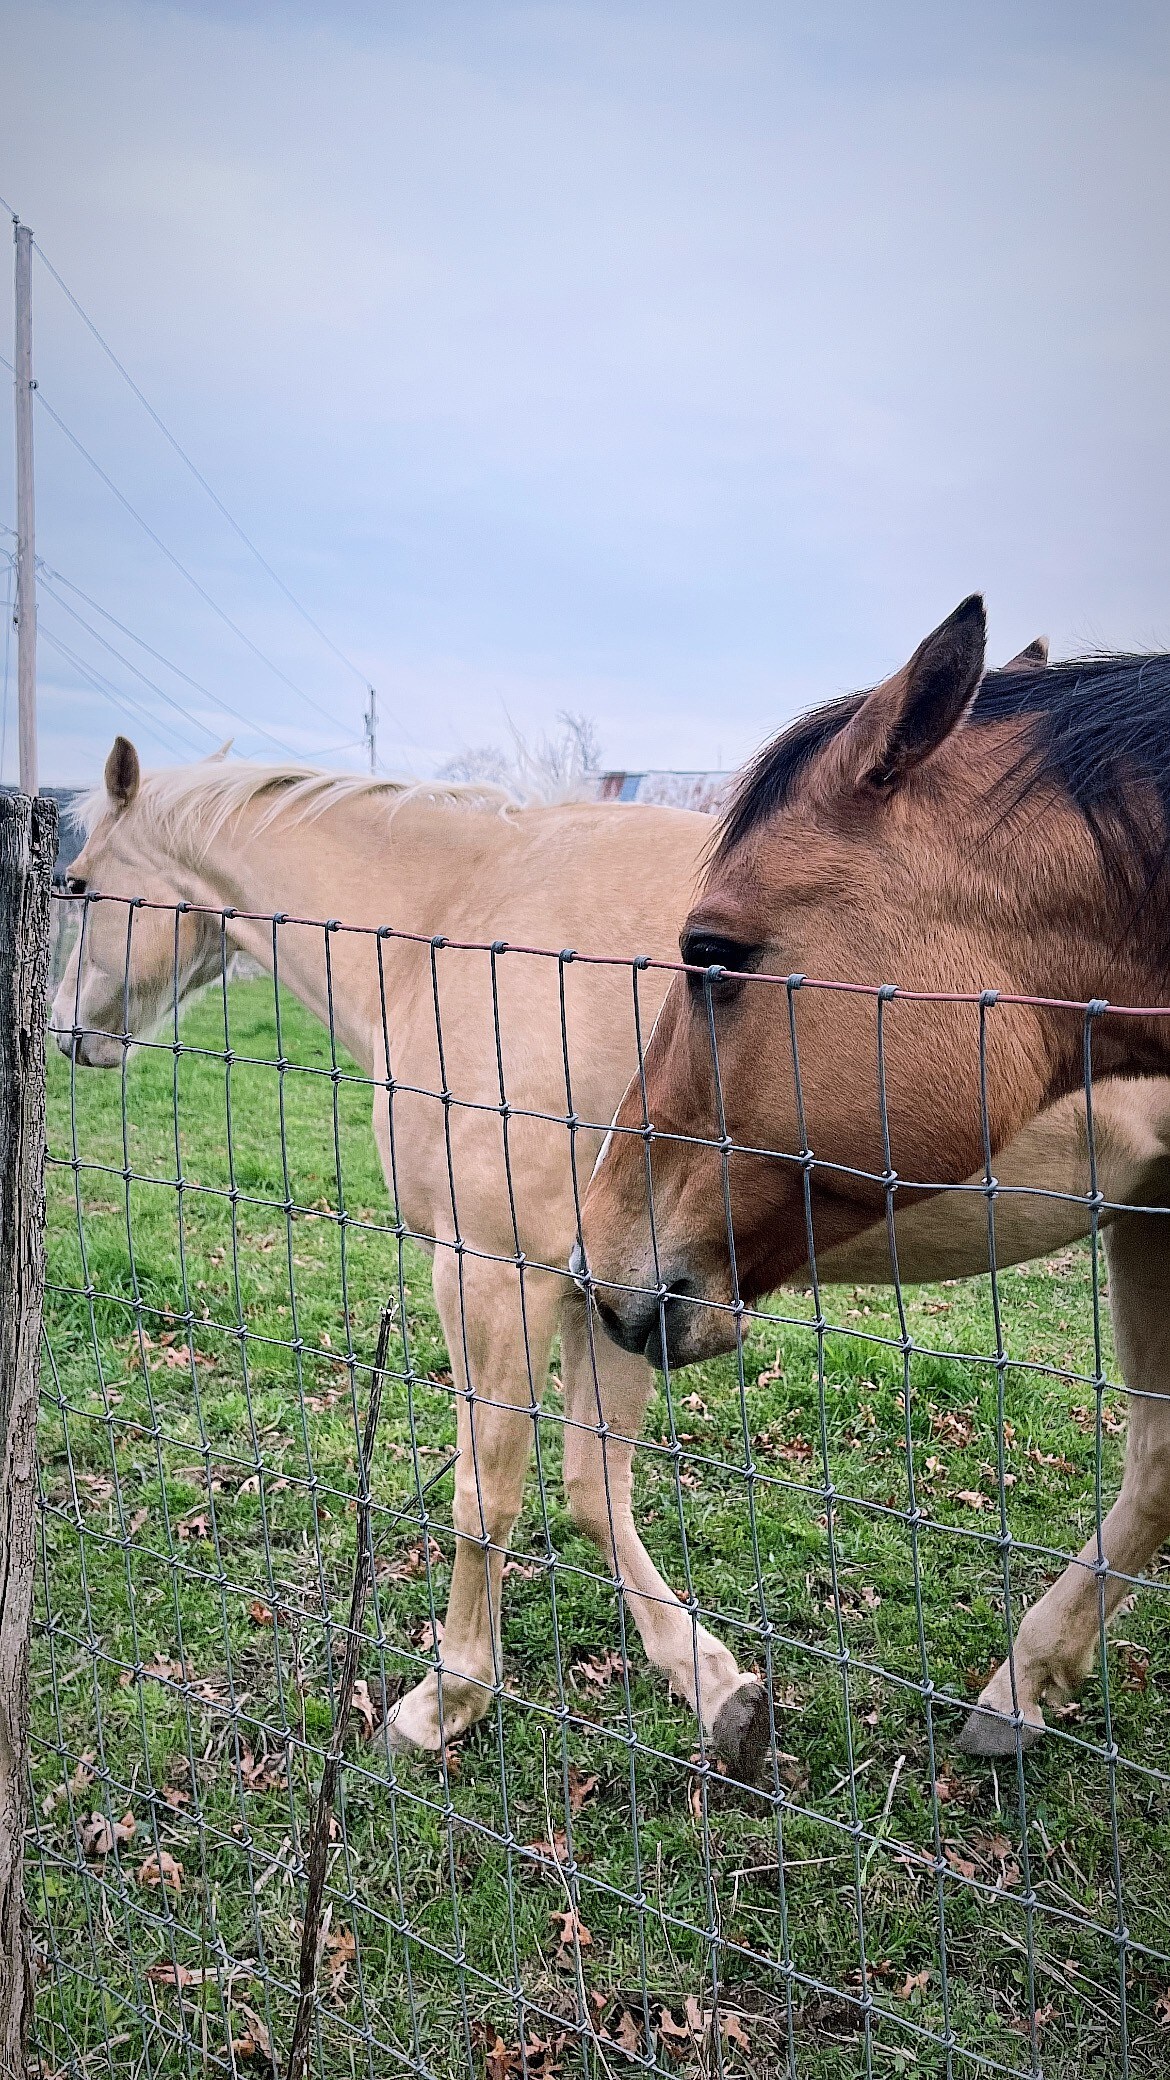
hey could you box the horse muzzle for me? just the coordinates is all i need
[571,1241,737,1370]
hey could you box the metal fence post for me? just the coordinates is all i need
[0,790,56,2075]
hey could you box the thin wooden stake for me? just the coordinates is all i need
[0,790,56,2073]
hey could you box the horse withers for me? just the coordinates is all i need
[580,598,1170,1753]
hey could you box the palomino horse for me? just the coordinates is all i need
[59,724,1170,1775]
[580,596,1170,1754]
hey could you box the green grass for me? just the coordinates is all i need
[29,980,1170,2079]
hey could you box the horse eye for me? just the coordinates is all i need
[680,933,761,1000]
[681,932,757,971]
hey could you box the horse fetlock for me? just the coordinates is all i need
[957,1645,1079,1758]
[384,1664,496,1753]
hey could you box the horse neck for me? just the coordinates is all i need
[161,803,386,1072]
[1007,881,1170,1092]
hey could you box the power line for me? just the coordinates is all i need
[0,339,356,744]
[29,380,354,732]
[37,565,305,760]
[39,621,207,761]
[32,237,378,699]
[2,220,410,770]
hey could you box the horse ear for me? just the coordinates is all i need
[835,594,987,793]
[209,738,234,761]
[104,735,141,809]
[1002,636,1048,671]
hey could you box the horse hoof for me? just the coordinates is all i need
[381,1702,437,1755]
[957,1703,1046,1757]
[712,1680,771,1785]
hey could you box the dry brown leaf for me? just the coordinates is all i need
[1118,1645,1149,1692]
[525,1830,568,1865]
[684,1995,708,2036]
[570,1650,628,1693]
[238,1746,287,1794]
[933,1765,970,1806]
[146,1963,219,1989]
[381,1537,445,1582]
[230,2006,274,2068]
[323,1926,357,2003]
[1071,1401,1125,1437]
[953,1489,988,1512]
[413,1618,444,1654]
[1027,1446,1076,1475]
[897,1970,930,2000]
[656,2007,693,2057]
[944,1846,977,1881]
[137,1849,183,1894]
[1156,1988,1170,2028]
[248,1600,274,1626]
[929,1406,976,1448]
[567,1767,598,1813]
[612,2010,641,2053]
[550,1908,591,1967]
[973,1831,1022,1888]
[43,1750,96,1815]
[78,1813,112,1860]
[177,1510,210,1542]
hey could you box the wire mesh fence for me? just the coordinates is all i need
[28,886,1170,2080]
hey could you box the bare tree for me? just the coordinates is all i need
[439,712,601,801]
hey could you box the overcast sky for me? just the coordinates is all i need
[1,0,1168,785]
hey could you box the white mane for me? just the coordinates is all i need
[71,757,535,858]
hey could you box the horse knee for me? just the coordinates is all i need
[564,1459,627,1553]
[564,1466,610,1543]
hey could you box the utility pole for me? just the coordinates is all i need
[364,686,377,775]
[12,221,37,795]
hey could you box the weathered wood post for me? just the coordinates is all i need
[0,790,57,2076]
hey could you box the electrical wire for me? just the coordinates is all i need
[32,237,377,698]
[2,219,408,768]
[39,621,208,761]
[30,382,353,730]
[37,566,305,759]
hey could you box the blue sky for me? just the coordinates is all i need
[1,0,1168,783]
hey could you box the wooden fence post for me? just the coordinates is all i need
[0,790,57,2078]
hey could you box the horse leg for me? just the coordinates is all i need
[961,1208,1170,1754]
[385,1249,560,1752]
[559,1290,770,1781]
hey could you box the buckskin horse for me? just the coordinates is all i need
[60,678,1170,1776]
[580,597,1170,1759]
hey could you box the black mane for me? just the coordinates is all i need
[713,652,1170,881]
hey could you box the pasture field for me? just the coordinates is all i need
[30,977,1170,2079]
